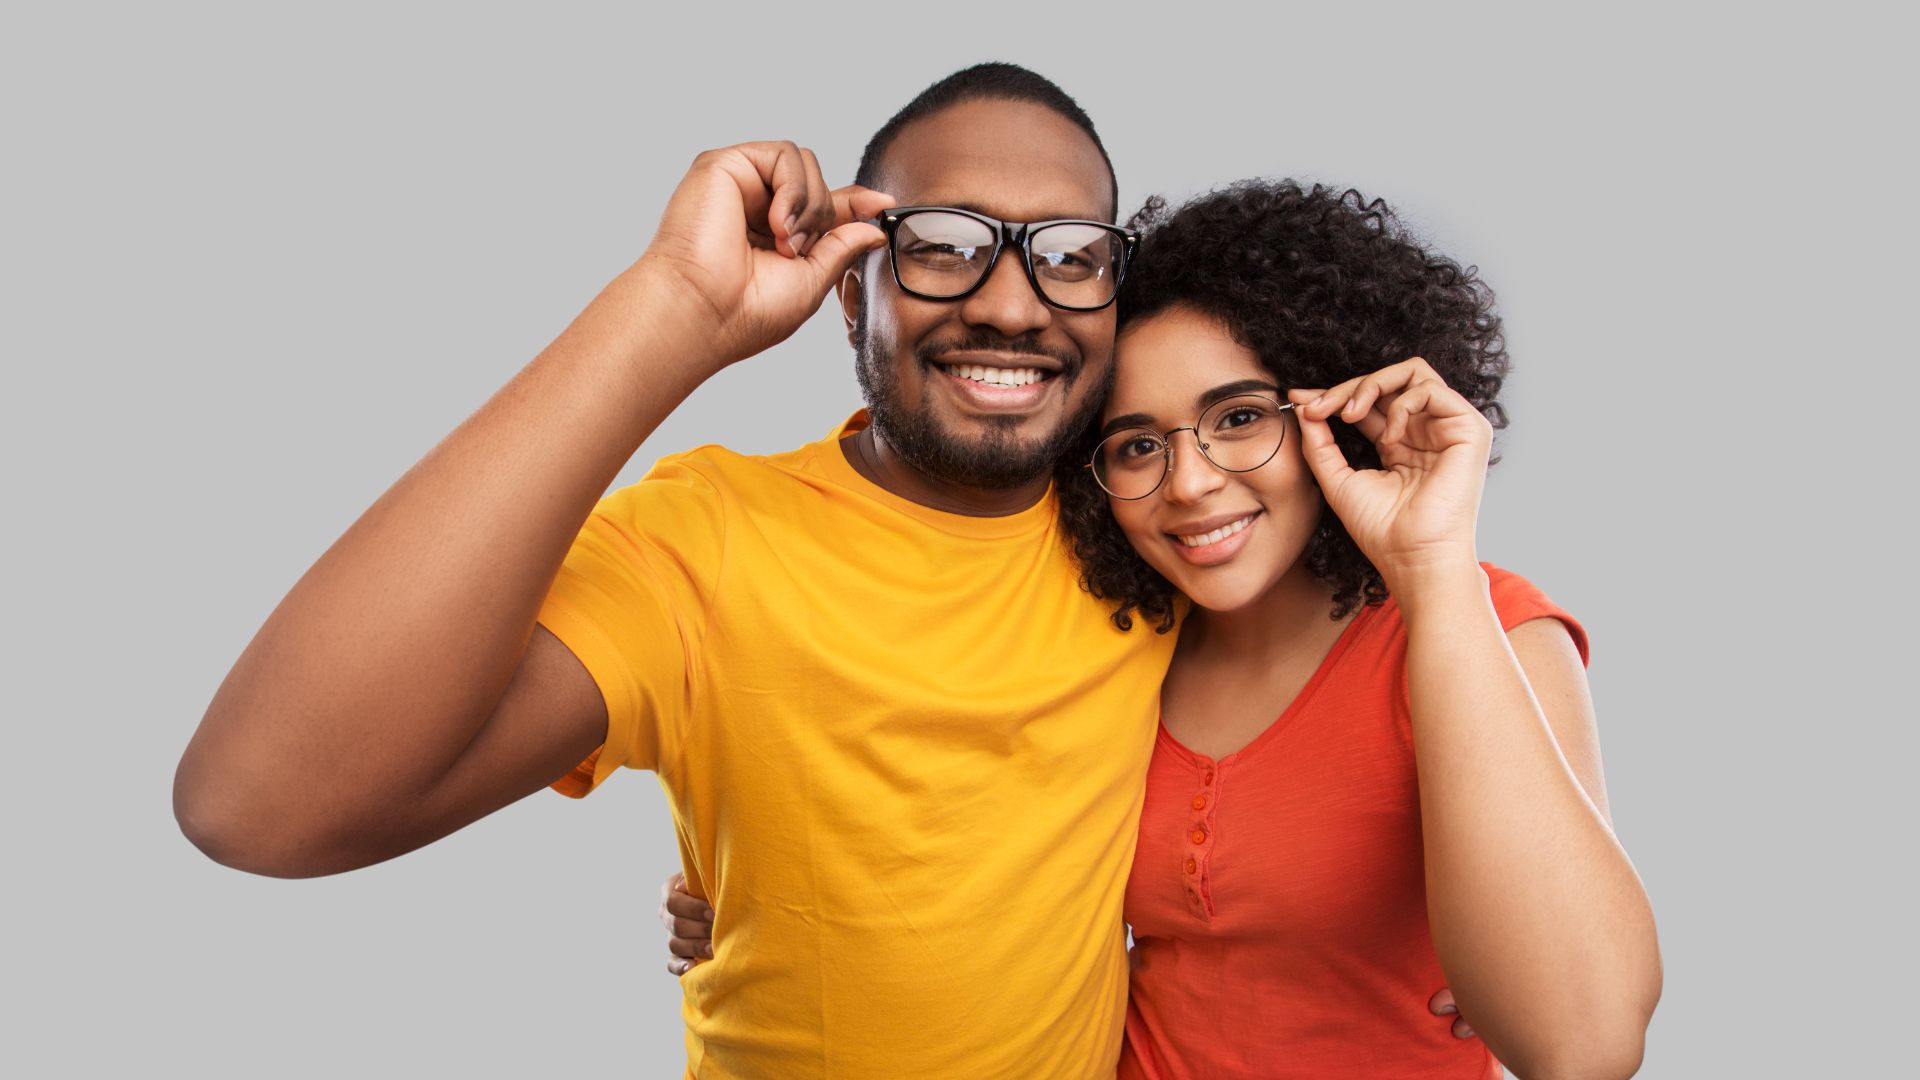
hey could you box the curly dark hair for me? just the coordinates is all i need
[1055,180,1511,632]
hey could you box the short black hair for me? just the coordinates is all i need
[1055,180,1512,632]
[855,62,1118,219]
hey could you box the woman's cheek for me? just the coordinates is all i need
[1109,499,1183,582]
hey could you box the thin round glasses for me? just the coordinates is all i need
[1088,394,1298,500]
[879,206,1137,312]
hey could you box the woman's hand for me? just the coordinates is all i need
[658,872,715,977]
[1288,357,1493,590]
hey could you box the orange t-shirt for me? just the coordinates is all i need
[1120,565,1588,1080]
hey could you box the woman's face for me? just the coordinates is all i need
[1101,306,1323,615]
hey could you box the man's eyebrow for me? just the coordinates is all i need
[1099,380,1285,437]
[915,201,1107,223]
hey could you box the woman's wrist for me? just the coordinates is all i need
[1381,553,1488,622]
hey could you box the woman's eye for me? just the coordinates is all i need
[1117,437,1162,461]
[1219,408,1263,429]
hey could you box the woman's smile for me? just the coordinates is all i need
[1165,510,1262,565]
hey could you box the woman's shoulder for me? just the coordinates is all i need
[1478,563,1590,666]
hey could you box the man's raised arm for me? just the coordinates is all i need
[174,142,893,878]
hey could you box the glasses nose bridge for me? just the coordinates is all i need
[1158,424,1222,496]
[965,218,1049,319]
[1163,424,1209,461]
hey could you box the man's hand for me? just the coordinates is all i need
[660,871,715,977]
[1430,986,1478,1040]
[639,141,895,371]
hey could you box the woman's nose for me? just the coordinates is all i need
[1161,430,1225,504]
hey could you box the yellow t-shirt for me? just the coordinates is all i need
[536,411,1176,1079]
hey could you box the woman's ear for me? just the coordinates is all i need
[837,266,863,347]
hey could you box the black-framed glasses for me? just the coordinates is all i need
[1088,394,1298,500]
[877,206,1138,312]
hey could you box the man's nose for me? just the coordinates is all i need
[1161,430,1226,505]
[958,249,1052,338]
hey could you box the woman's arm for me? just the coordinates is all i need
[1292,361,1661,1079]
[1397,572,1661,1079]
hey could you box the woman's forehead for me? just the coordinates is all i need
[1108,310,1267,417]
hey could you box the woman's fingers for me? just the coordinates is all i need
[1380,382,1436,447]
[1294,408,1358,491]
[660,870,715,977]
[662,879,714,932]
[1297,357,1441,424]
[1290,386,1387,442]
[669,933,714,959]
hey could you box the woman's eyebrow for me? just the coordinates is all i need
[1197,379,1284,409]
[1101,380,1284,436]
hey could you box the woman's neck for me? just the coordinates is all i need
[1179,563,1348,668]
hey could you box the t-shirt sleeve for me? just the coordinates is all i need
[1483,563,1590,666]
[536,452,726,797]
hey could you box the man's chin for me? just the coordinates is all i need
[870,409,1067,490]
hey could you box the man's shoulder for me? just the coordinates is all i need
[602,415,858,513]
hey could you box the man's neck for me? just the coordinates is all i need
[840,426,1051,517]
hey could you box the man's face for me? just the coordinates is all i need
[847,99,1118,489]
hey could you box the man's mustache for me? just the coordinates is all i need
[916,333,1082,376]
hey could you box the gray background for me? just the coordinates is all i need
[5,3,1911,1077]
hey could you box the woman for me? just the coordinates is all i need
[666,181,1662,1077]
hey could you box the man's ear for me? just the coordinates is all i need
[837,265,862,347]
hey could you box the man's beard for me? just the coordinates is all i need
[853,307,1111,490]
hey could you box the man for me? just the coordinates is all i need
[176,64,1174,1077]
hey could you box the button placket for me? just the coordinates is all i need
[1184,762,1219,920]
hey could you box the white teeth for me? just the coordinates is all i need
[947,364,1044,387]
[1177,515,1254,548]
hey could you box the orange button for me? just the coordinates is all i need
[1202,769,1214,784]
[1190,828,1207,845]
[1184,857,1197,875]
[1191,794,1207,811]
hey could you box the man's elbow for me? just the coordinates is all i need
[173,766,360,879]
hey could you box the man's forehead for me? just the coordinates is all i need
[871,99,1114,223]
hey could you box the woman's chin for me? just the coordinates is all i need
[1163,568,1274,618]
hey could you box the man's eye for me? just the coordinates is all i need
[1034,251,1096,278]
[904,242,978,264]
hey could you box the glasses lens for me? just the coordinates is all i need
[1092,428,1168,499]
[1198,395,1288,472]
[1029,223,1124,309]
[893,212,997,298]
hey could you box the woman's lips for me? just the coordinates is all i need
[1166,511,1260,566]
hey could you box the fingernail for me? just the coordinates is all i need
[790,231,810,254]
[1457,1025,1475,1039]
[701,906,714,920]
[1437,1004,1456,1014]
[1309,395,1324,408]
[784,213,799,236]
[702,942,714,957]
